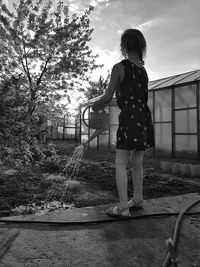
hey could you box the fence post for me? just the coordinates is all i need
[79,109,82,143]
[63,115,65,140]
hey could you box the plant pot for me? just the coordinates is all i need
[180,164,191,176]
[171,163,182,175]
[160,161,173,172]
[190,164,200,177]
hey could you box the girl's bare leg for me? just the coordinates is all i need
[114,149,130,214]
[130,150,145,201]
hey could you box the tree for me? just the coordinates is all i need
[85,72,110,100]
[0,0,100,122]
[0,0,101,166]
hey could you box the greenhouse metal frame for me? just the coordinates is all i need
[81,69,200,159]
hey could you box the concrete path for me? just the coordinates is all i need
[0,193,200,267]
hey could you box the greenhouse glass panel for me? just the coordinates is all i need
[175,109,197,133]
[65,118,75,127]
[65,128,75,135]
[175,135,197,153]
[155,89,171,122]
[58,126,63,133]
[81,121,88,134]
[155,123,172,152]
[175,71,200,84]
[158,73,194,88]
[57,127,63,139]
[148,92,153,112]
[148,76,174,90]
[110,106,120,124]
[98,134,109,150]
[81,135,88,144]
[151,112,153,121]
[175,85,196,108]
[76,119,80,127]
[149,80,161,87]
[89,129,97,148]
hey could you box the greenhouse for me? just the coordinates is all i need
[81,69,200,159]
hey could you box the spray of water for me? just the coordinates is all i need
[62,144,85,180]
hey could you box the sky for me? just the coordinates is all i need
[3,0,200,82]
[64,0,200,81]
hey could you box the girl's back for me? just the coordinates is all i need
[116,59,149,111]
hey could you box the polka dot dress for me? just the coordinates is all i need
[116,60,155,151]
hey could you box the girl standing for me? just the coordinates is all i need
[92,29,155,217]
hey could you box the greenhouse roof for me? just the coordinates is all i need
[149,69,200,90]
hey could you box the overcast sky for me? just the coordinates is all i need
[5,0,200,81]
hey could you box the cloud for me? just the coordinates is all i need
[69,2,79,12]
[90,47,121,80]
[117,29,123,34]
[90,0,109,7]
[135,20,155,31]
[2,0,8,4]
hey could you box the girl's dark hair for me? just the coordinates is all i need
[120,29,146,63]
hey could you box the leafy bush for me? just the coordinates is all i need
[0,76,47,169]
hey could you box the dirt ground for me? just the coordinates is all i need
[0,140,200,217]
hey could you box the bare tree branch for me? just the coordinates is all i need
[22,38,32,88]
[36,55,51,86]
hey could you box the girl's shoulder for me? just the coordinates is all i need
[111,62,125,82]
[113,61,124,68]
[112,61,125,74]
[118,59,128,66]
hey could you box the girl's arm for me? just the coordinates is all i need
[92,63,121,112]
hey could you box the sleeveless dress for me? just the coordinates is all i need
[116,59,155,151]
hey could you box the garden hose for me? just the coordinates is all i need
[162,198,200,267]
[0,210,199,226]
